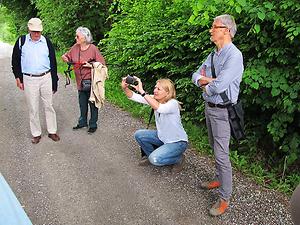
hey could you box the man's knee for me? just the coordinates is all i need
[215,153,231,169]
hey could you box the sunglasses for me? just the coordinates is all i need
[211,25,228,30]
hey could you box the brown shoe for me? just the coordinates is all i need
[138,156,151,166]
[209,198,229,216]
[200,180,221,190]
[48,133,60,142]
[31,136,41,144]
[172,154,186,173]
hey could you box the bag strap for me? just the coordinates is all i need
[18,35,26,51]
[146,108,154,129]
[210,51,231,105]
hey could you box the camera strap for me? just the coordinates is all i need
[146,109,154,129]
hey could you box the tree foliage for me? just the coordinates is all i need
[0,6,17,43]
[31,0,112,49]
[0,0,36,34]
[0,0,112,49]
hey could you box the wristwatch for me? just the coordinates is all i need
[141,92,148,97]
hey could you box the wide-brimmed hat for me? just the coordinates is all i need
[28,18,43,31]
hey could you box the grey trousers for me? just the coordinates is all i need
[205,103,232,200]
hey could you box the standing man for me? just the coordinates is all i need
[192,14,243,216]
[12,18,60,144]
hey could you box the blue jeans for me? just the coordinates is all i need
[134,129,188,166]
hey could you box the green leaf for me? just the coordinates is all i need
[257,11,265,21]
[271,88,280,97]
[251,82,259,89]
[237,0,247,7]
[188,15,196,24]
[235,5,242,13]
[293,30,299,36]
[290,92,298,99]
[254,24,261,33]
[264,2,274,10]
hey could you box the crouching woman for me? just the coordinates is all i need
[121,77,188,172]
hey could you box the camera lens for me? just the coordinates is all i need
[125,75,138,85]
[125,76,134,84]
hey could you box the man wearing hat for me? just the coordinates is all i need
[12,18,60,144]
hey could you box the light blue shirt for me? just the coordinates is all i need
[192,42,244,104]
[130,93,188,143]
[21,34,50,74]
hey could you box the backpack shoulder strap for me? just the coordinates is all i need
[44,36,50,48]
[210,51,231,105]
[18,35,26,50]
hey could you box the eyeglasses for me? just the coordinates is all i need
[211,25,228,30]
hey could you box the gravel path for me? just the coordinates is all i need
[0,41,293,225]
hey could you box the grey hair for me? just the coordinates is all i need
[76,26,93,44]
[214,14,237,38]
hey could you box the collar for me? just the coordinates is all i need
[27,33,46,43]
[215,42,232,55]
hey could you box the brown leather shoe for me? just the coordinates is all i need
[138,156,151,166]
[48,133,60,142]
[31,136,41,144]
[172,154,186,173]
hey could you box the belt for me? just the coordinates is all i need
[23,69,51,77]
[207,102,227,108]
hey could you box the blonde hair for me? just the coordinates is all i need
[156,78,176,102]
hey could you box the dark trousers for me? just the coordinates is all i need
[78,90,98,128]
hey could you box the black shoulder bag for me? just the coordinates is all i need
[210,52,245,141]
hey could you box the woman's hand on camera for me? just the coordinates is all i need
[121,77,134,98]
[121,77,129,90]
[133,77,145,94]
